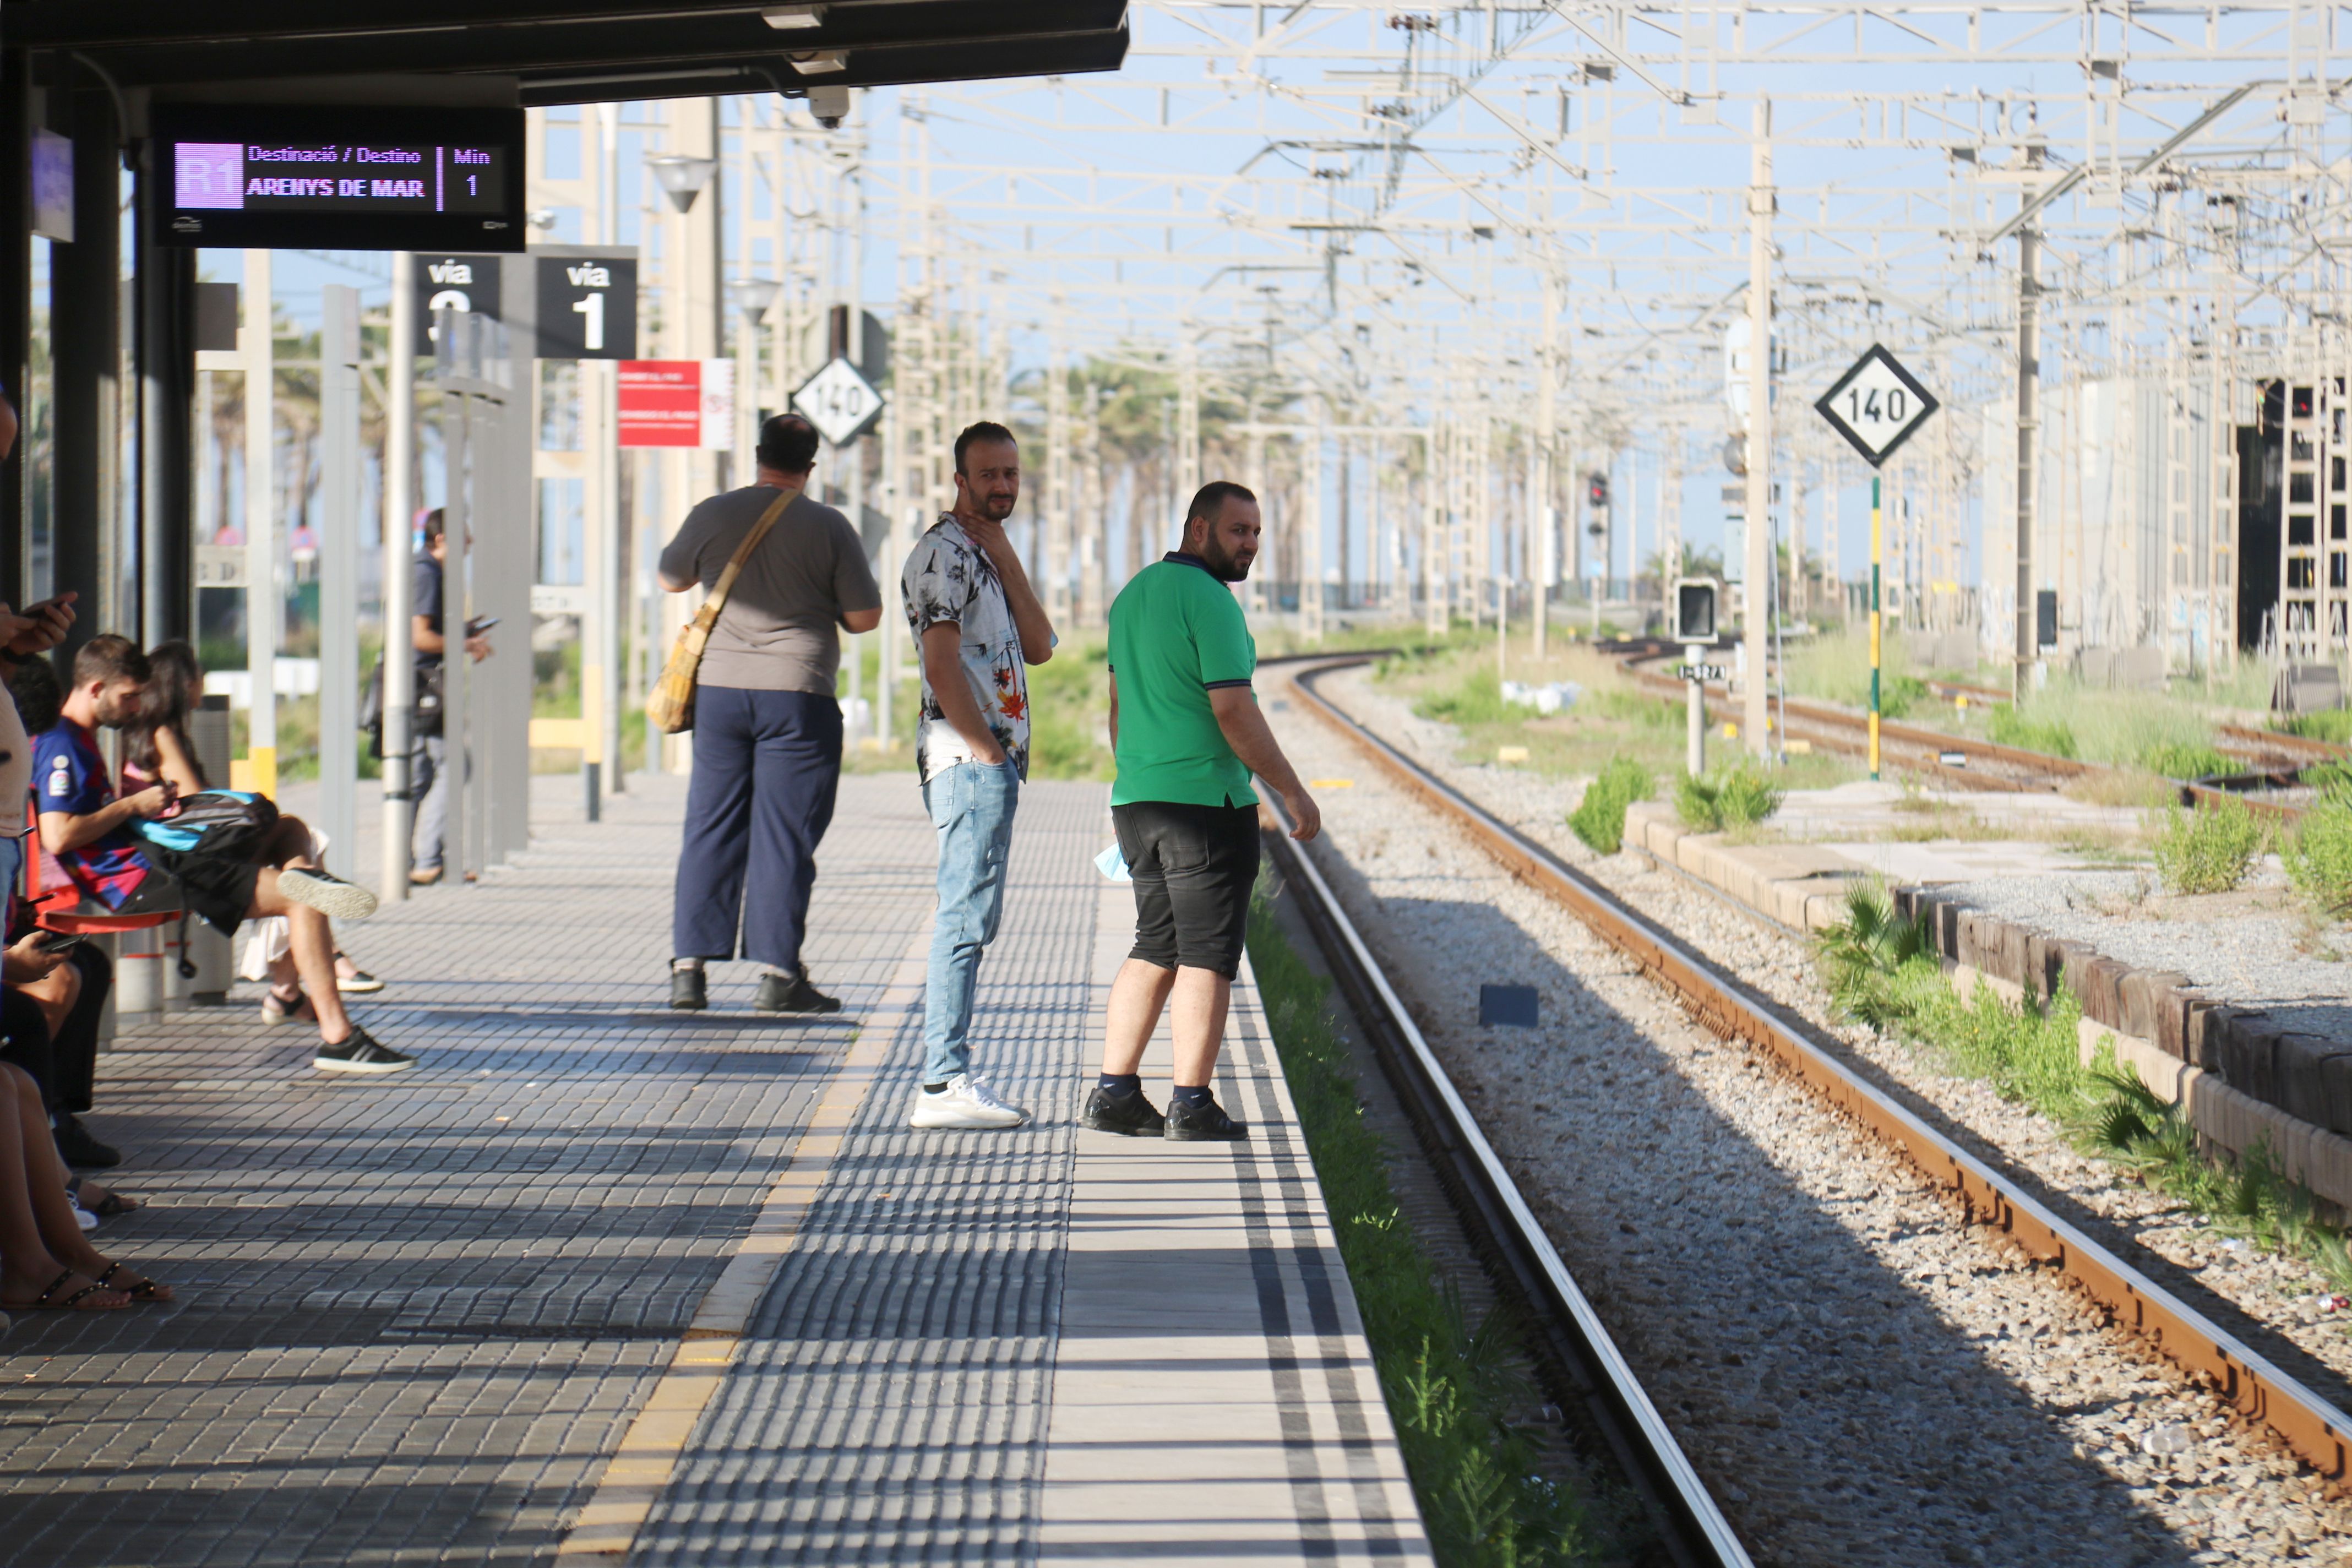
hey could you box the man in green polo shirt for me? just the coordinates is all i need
[1084,481,1320,1141]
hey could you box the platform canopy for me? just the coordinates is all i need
[5,0,1129,104]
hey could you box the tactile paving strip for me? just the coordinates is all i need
[630,780,1102,1567]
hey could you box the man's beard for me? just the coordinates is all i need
[979,491,1017,521]
[1200,537,1253,582]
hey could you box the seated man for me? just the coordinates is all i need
[35,636,415,1075]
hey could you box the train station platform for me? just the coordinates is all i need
[0,772,1428,1568]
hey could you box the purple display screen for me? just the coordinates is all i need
[172,139,509,215]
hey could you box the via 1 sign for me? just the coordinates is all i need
[1812,344,1939,468]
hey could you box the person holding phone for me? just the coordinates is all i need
[408,508,494,887]
[36,637,411,1075]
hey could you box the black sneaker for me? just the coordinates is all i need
[52,1114,122,1169]
[669,967,707,1011]
[754,972,841,1014]
[1164,1093,1248,1141]
[1082,1085,1167,1136]
[314,1028,416,1074]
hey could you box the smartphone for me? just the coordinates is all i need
[33,930,81,954]
[466,615,500,636]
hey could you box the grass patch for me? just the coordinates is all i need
[2138,741,2234,781]
[1817,885,2352,1299]
[1567,757,1652,856]
[1247,884,1606,1566]
[1986,705,2079,759]
[2150,799,2267,895]
[2282,708,2352,745]
[2286,799,2352,922]
[1675,764,1782,833]
[1415,666,1521,728]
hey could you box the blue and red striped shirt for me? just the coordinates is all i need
[31,719,151,908]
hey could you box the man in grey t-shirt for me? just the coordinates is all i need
[658,413,882,1014]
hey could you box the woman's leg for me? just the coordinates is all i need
[248,876,353,1043]
[0,1068,122,1308]
[3,1066,166,1299]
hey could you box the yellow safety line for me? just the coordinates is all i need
[554,938,928,1561]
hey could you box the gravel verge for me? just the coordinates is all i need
[1265,668,2352,1566]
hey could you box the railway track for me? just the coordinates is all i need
[1614,658,2091,792]
[1275,654,2352,1494]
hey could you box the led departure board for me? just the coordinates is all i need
[151,105,526,252]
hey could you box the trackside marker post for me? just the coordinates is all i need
[1813,343,1937,783]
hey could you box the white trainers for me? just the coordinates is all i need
[910,1073,1028,1130]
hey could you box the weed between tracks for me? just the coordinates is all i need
[1246,885,1606,1567]
[1817,885,2352,1302]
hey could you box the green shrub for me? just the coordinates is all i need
[2305,761,2352,805]
[1679,764,1782,831]
[1567,756,1653,856]
[1246,888,1601,1565]
[2287,800,2352,920]
[2151,799,2267,895]
[1987,705,2079,759]
[1815,884,1936,1026]
[1876,672,1929,721]
[2139,741,2234,781]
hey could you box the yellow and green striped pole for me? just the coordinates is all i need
[1868,473,1882,780]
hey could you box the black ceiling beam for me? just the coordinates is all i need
[516,26,1131,107]
[73,1,1124,89]
[3,0,937,50]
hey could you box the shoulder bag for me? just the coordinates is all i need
[646,486,801,734]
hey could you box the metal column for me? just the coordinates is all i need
[318,286,360,880]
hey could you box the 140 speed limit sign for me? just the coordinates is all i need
[1812,344,1939,468]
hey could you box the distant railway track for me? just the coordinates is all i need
[1282,654,2352,1489]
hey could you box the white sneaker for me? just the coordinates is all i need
[910,1072,1028,1130]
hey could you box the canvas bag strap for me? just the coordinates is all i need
[689,486,801,633]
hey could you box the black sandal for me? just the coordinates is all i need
[67,1177,140,1220]
[93,1262,170,1303]
[21,1267,121,1311]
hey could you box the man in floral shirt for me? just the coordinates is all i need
[901,421,1057,1129]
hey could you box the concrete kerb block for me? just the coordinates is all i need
[2275,1035,2352,1137]
[2120,970,2193,1046]
[2220,1013,2288,1109]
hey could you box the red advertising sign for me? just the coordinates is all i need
[618,360,703,448]
[617,358,735,449]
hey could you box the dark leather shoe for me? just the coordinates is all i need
[53,1115,122,1169]
[1164,1094,1247,1141]
[754,972,841,1014]
[669,967,707,1011]
[1082,1085,1167,1136]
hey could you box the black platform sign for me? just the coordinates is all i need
[412,255,503,355]
[535,254,638,360]
[154,104,526,252]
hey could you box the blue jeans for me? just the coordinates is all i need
[921,760,1020,1084]
[673,687,843,972]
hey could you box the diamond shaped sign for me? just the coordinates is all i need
[1812,344,1938,468]
[792,355,884,447]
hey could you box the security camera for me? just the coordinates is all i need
[808,84,851,128]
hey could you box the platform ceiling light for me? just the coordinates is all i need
[761,4,826,26]
[645,153,718,214]
[788,50,849,75]
[728,276,782,320]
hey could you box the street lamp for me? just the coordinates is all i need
[727,276,782,321]
[645,154,718,214]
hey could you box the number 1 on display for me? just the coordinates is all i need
[572,292,604,351]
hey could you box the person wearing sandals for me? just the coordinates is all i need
[37,636,411,1074]
[0,1059,170,1315]
[122,640,383,1017]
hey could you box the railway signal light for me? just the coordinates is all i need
[1673,577,1719,644]
[1586,472,1609,509]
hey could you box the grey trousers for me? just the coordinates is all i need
[411,733,453,872]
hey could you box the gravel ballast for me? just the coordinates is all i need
[1263,667,2352,1566]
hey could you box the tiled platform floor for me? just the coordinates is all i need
[0,771,1426,1567]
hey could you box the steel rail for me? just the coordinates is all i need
[1282,656,2352,1486]
[1259,804,1755,1568]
